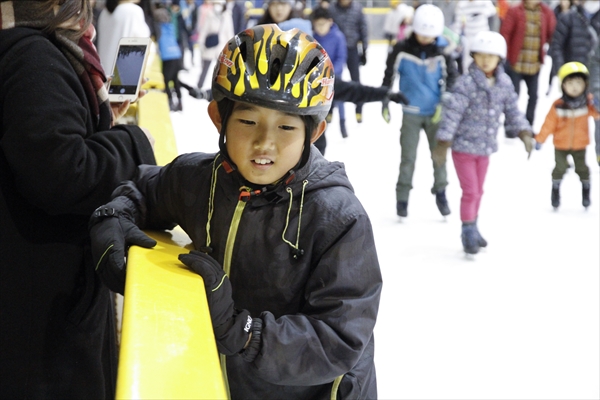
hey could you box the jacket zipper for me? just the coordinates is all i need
[220,193,248,400]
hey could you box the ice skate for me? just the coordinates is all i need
[582,181,591,209]
[461,223,480,255]
[551,180,561,210]
[435,190,451,217]
[474,222,488,248]
[396,201,408,217]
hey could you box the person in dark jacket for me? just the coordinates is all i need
[550,0,600,164]
[0,0,156,398]
[89,24,382,400]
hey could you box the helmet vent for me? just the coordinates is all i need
[291,48,323,84]
[268,44,287,86]
[238,38,255,75]
[306,57,320,76]
[270,58,282,85]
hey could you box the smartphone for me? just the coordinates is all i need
[107,37,152,103]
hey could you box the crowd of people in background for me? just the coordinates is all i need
[89,0,599,253]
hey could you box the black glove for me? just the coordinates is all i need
[359,51,367,66]
[387,91,409,105]
[89,197,157,294]
[179,250,253,356]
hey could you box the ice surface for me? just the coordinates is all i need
[172,44,599,399]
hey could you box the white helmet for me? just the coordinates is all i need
[470,31,507,58]
[412,4,444,38]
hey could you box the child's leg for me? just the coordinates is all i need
[197,59,213,89]
[452,151,480,223]
[552,149,569,181]
[336,101,346,121]
[571,149,590,182]
[396,114,423,202]
[473,154,490,218]
[522,72,539,126]
[423,118,448,195]
[334,101,348,138]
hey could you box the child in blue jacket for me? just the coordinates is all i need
[382,4,458,218]
[311,7,348,139]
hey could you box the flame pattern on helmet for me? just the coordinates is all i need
[212,24,335,121]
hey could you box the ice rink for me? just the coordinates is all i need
[170,43,599,399]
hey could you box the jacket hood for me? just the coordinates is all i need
[0,27,44,60]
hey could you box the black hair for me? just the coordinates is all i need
[310,6,332,21]
[105,0,119,13]
[563,73,588,83]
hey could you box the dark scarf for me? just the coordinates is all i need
[562,92,588,109]
[0,1,112,130]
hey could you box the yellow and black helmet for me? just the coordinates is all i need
[557,62,589,84]
[211,24,335,122]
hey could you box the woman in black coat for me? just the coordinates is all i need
[549,0,598,73]
[0,0,155,398]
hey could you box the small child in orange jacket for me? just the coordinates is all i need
[536,62,600,210]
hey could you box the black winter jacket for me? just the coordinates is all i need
[112,147,382,399]
[0,28,155,398]
[549,5,599,70]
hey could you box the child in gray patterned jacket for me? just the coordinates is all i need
[433,31,533,255]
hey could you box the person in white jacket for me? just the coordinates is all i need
[453,0,497,73]
[196,0,235,89]
[96,0,151,73]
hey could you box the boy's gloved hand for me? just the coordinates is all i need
[518,130,534,159]
[533,133,542,150]
[432,141,451,167]
[89,198,157,294]
[179,250,253,356]
[382,91,409,123]
[535,142,542,150]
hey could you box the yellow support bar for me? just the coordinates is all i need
[116,228,228,400]
[136,90,178,166]
[116,50,227,399]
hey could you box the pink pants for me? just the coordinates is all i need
[452,151,490,223]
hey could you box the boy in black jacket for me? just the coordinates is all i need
[89,24,382,400]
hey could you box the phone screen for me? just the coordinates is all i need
[108,45,148,95]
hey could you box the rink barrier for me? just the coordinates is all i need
[115,47,227,399]
[116,229,228,399]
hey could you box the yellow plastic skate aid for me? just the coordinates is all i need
[116,228,228,399]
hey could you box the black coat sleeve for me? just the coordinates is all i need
[382,42,403,88]
[334,80,389,104]
[0,33,155,216]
